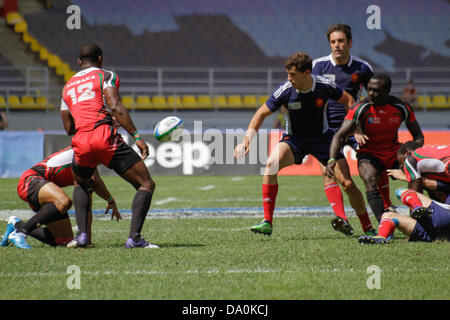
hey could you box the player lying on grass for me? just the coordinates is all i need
[234,51,376,237]
[387,141,450,204]
[326,74,424,224]
[0,146,121,249]
[358,188,450,244]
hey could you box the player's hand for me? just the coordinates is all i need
[234,142,249,159]
[325,160,336,179]
[104,200,122,221]
[354,129,369,145]
[136,139,149,159]
[386,169,407,181]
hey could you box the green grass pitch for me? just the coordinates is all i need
[0,175,448,300]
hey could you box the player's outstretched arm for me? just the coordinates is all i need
[104,86,149,159]
[336,90,355,113]
[406,120,425,147]
[326,119,356,178]
[234,104,273,158]
[90,168,122,221]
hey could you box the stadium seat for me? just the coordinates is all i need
[243,95,258,108]
[121,95,135,110]
[7,95,22,109]
[181,95,198,109]
[47,54,63,69]
[432,95,449,109]
[213,95,227,109]
[227,95,243,109]
[35,96,49,110]
[21,96,36,109]
[22,32,33,44]
[167,95,182,109]
[39,47,50,61]
[30,38,42,53]
[416,95,432,109]
[258,95,269,106]
[151,95,168,109]
[55,63,71,76]
[6,12,23,26]
[135,95,152,109]
[0,96,7,109]
[196,95,213,109]
[13,21,28,34]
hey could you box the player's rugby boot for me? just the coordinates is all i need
[125,237,160,249]
[331,217,354,236]
[0,216,21,247]
[364,228,377,237]
[358,235,389,244]
[249,220,272,236]
[410,206,432,221]
[8,230,31,249]
[66,232,88,248]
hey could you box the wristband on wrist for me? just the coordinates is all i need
[132,131,142,141]
[107,195,114,203]
[327,158,336,164]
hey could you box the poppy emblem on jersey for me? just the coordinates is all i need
[368,117,380,124]
[315,98,324,108]
[351,72,359,83]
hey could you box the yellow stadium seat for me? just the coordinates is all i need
[258,95,269,106]
[167,95,182,109]
[243,95,258,108]
[197,95,213,109]
[21,96,36,109]
[8,95,22,109]
[39,47,50,61]
[181,95,197,109]
[135,95,152,109]
[416,95,432,109]
[0,96,7,109]
[30,38,42,53]
[121,95,135,110]
[22,32,33,44]
[151,95,168,109]
[47,54,63,68]
[35,96,49,110]
[55,63,71,76]
[213,95,227,109]
[6,12,23,25]
[64,70,76,83]
[14,21,27,33]
[432,95,449,109]
[227,95,243,108]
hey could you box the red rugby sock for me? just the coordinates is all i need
[356,210,373,233]
[399,189,423,209]
[377,218,397,238]
[262,184,278,225]
[324,183,347,221]
[378,172,392,209]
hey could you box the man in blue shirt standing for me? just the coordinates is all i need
[312,24,382,235]
[234,52,356,237]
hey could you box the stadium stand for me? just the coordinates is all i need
[0,0,448,112]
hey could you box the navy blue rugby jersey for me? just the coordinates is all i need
[312,54,373,130]
[266,75,343,138]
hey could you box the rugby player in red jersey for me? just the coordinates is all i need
[60,43,157,249]
[1,147,120,249]
[326,74,424,223]
[235,52,356,237]
[387,142,450,203]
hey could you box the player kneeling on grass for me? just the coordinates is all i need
[358,188,450,244]
[0,147,121,249]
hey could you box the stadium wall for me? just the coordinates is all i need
[1,130,449,178]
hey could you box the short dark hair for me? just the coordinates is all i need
[79,43,103,64]
[326,24,352,42]
[371,73,392,94]
[284,52,312,73]
[397,140,421,156]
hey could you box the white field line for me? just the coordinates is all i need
[197,185,216,191]
[0,266,448,278]
[154,197,178,205]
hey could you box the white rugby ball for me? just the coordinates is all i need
[154,116,184,142]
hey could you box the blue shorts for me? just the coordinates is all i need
[329,127,359,150]
[280,130,343,166]
[410,201,450,242]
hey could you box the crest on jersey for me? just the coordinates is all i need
[351,72,359,83]
[315,98,324,108]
